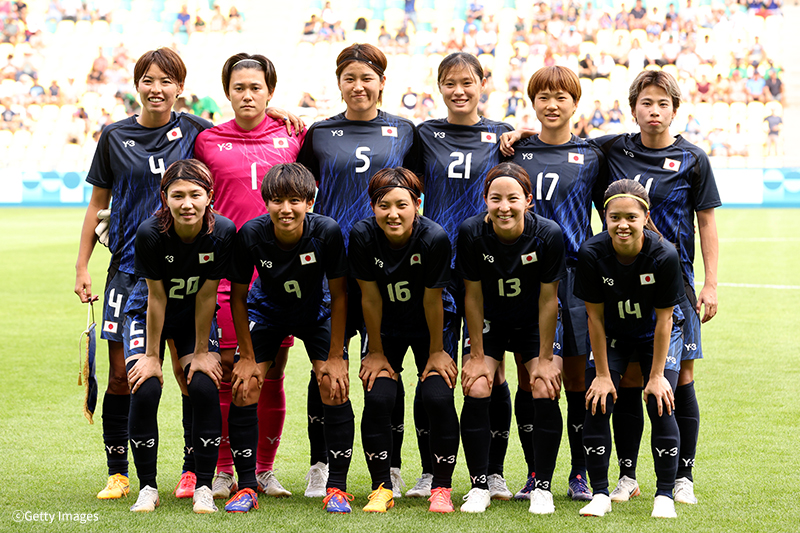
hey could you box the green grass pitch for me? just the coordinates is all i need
[0,207,798,533]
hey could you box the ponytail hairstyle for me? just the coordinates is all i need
[157,159,216,234]
[602,179,662,237]
[368,167,423,215]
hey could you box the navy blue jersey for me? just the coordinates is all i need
[86,112,213,275]
[231,212,348,328]
[574,230,684,343]
[349,216,452,336]
[416,117,514,261]
[508,134,606,262]
[296,110,418,247]
[456,211,566,326]
[591,133,721,285]
[126,213,236,315]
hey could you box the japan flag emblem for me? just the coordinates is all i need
[521,252,538,264]
[199,253,214,263]
[300,252,317,265]
[274,137,289,148]
[663,158,680,172]
[129,337,144,350]
[166,127,183,141]
[382,126,397,137]
[104,321,118,333]
[410,253,421,265]
[568,152,584,164]
[481,132,497,144]
[640,273,655,285]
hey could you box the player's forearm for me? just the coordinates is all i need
[145,292,167,359]
[76,190,110,270]
[193,280,219,354]
[423,288,445,354]
[538,294,558,362]
[463,287,485,357]
[697,208,719,287]
[586,307,610,377]
[231,283,256,361]
[328,278,348,359]
[360,292,384,354]
[651,309,673,379]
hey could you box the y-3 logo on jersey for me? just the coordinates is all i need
[374,258,384,268]
[331,129,344,137]
[522,153,534,160]
[623,149,635,158]
[483,254,494,263]
[122,140,135,148]
[217,142,233,151]
[260,260,273,268]
[603,277,614,286]
[433,131,446,139]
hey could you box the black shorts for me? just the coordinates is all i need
[249,319,348,366]
[558,265,589,358]
[380,316,459,375]
[101,271,137,342]
[482,320,541,364]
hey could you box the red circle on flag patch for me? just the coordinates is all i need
[644,275,652,282]
[305,255,311,261]
[203,255,210,261]
[134,340,140,346]
[573,155,579,161]
[387,128,393,133]
[526,255,533,261]
[669,162,675,168]
[107,324,113,329]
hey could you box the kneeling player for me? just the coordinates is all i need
[124,160,235,514]
[226,163,354,513]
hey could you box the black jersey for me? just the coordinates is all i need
[86,112,213,274]
[508,134,606,262]
[456,211,566,326]
[231,212,348,328]
[591,133,721,285]
[416,117,514,260]
[126,213,235,315]
[296,110,418,247]
[349,216,452,337]
[574,230,684,343]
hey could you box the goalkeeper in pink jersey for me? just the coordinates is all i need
[194,52,306,504]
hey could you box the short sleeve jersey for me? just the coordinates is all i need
[296,110,418,247]
[508,134,606,262]
[231,212,348,328]
[591,133,721,285]
[126,213,236,315]
[416,117,514,260]
[456,211,566,327]
[574,230,684,342]
[86,112,213,274]
[193,116,306,230]
[349,216,452,336]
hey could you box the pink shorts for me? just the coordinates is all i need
[217,284,294,350]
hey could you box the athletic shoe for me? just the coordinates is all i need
[428,487,455,513]
[406,473,433,498]
[193,486,218,514]
[224,488,258,513]
[567,474,592,501]
[389,467,405,499]
[609,475,640,502]
[174,471,196,499]
[487,474,513,500]
[460,488,491,513]
[323,487,354,513]
[211,472,237,500]
[529,488,555,515]
[579,493,612,517]
[304,462,329,497]
[363,483,394,513]
[673,477,698,504]
[257,470,291,497]
[651,495,677,518]
[130,486,159,512]
[514,472,536,500]
[97,473,130,500]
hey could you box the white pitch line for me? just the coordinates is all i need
[717,237,800,243]
[715,282,800,290]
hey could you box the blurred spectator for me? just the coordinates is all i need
[29,74,45,103]
[190,94,221,121]
[477,22,497,55]
[506,89,525,117]
[194,12,206,32]
[728,123,748,157]
[627,38,645,70]
[765,69,782,102]
[573,114,591,137]
[696,74,712,103]
[683,113,702,144]
[467,1,485,22]
[425,26,445,54]
[588,100,607,131]
[395,26,410,54]
[321,2,338,26]
[227,6,243,32]
[764,109,782,155]
[462,24,479,55]
[509,47,526,68]
[629,0,647,29]
[713,73,730,103]
[729,70,747,103]
[404,0,417,31]
[299,92,317,108]
[377,25,393,52]
[61,77,79,105]
[533,3,550,31]
[513,16,526,42]
[1,54,17,80]
[60,0,81,22]
[609,34,630,64]
[644,33,664,66]
[746,70,767,103]
[445,27,460,53]
[614,3,630,30]
[517,113,538,131]
[607,99,624,128]
[173,4,192,35]
[355,17,367,31]
[47,79,60,104]
[209,4,226,32]
[507,66,524,92]
[707,127,728,156]
[696,34,715,65]
[303,14,319,42]
[596,50,614,78]
[578,54,598,79]
[661,34,680,65]
[563,25,582,54]
[748,36,766,67]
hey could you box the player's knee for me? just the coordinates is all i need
[531,378,552,399]
[468,376,492,398]
[107,371,130,394]
[318,376,347,406]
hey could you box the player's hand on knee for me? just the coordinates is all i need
[644,375,674,416]
[586,374,616,415]
[187,351,222,388]
[359,352,394,391]
[128,355,164,393]
[231,357,263,400]
[421,350,458,388]
[461,356,492,396]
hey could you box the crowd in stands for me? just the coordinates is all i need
[0,0,788,171]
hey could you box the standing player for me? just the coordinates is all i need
[349,168,460,513]
[124,159,235,513]
[456,162,565,513]
[591,70,719,505]
[575,179,683,519]
[74,48,213,501]
[194,52,305,501]
[499,66,605,502]
[297,43,418,499]
[413,52,515,501]
[226,163,352,514]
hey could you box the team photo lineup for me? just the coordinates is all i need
[71,35,720,520]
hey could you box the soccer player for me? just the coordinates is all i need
[591,70,720,505]
[575,179,683,519]
[227,163,353,514]
[74,48,213,501]
[499,66,606,503]
[349,168,460,513]
[124,159,236,513]
[413,52,514,501]
[296,43,417,498]
[194,52,305,501]
[456,162,565,513]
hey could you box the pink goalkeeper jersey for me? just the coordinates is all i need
[195,115,306,290]
[195,115,306,229]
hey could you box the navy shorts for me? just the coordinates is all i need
[101,271,137,342]
[248,318,347,366]
[588,324,682,378]
[679,281,703,361]
[558,265,589,358]
[379,314,459,375]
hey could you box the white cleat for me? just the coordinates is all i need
[609,475,641,502]
[487,473,513,501]
[580,493,612,517]
[460,487,491,513]
[257,470,291,497]
[304,461,328,498]
[652,495,677,518]
[130,486,159,512]
[211,472,237,500]
[674,477,698,504]
[390,467,405,498]
[528,488,555,514]
[192,486,218,514]
[406,473,433,498]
